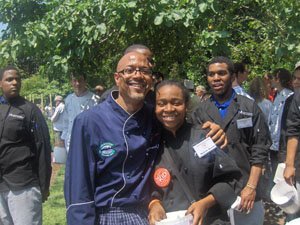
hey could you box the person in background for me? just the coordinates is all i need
[148,80,241,225]
[249,77,272,121]
[193,56,271,225]
[195,85,210,102]
[50,95,65,148]
[249,77,273,201]
[61,71,99,151]
[184,79,201,123]
[268,68,293,183]
[94,85,105,97]
[279,61,300,222]
[152,71,164,88]
[283,92,300,221]
[278,63,300,164]
[44,104,54,119]
[232,62,253,100]
[145,71,164,107]
[264,73,277,102]
[0,66,52,225]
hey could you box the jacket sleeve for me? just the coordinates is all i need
[208,148,242,209]
[286,93,300,138]
[64,115,97,225]
[50,103,64,122]
[249,103,271,165]
[191,105,206,125]
[31,105,52,199]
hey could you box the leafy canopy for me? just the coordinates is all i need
[0,0,299,89]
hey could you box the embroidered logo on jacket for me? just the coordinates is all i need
[8,113,24,120]
[98,142,116,157]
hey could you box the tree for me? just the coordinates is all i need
[0,0,300,88]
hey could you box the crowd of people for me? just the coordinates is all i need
[0,44,299,225]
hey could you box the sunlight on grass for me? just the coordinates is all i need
[43,165,66,225]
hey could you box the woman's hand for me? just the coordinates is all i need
[186,195,216,225]
[148,200,167,225]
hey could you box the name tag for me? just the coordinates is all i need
[193,137,217,158]
[237,117,253,129]
[238,111,253,116]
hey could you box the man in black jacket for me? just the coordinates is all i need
[0,66,52,225]
[193,57,271,225]
[282,62,300,221]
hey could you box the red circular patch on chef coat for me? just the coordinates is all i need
[153,167,171,188]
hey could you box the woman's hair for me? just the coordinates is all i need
[234,62,246,77]
[155,80,190,104]
[249,77,267,102]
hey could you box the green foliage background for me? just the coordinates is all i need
[0,0,300,93]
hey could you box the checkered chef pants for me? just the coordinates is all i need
[97,206,149,225]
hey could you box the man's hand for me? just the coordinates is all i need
[239,186,256,212]
[202,121,227,149]
[148,200,166,225]
[284,165,295,185]
[42,190,50,203]
[284,137,299,185]
[186,195,215,225]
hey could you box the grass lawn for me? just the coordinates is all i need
[43,165,66,225]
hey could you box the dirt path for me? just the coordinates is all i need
[50,163,62,186]
[264,200,286,225]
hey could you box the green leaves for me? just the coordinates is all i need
[0,0,299,88]
[97,23,107,34]
[199,3,207,13]
[127,1,137,8]
[154,14,164,25]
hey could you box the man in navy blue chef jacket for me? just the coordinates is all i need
[64,51,161,225]
[64,50,228,225]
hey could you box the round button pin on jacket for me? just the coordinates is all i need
[153,167,171,188]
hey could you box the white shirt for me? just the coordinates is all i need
[268,88,293,151]
[233,85,254,100]
[50,102,65,132]
[257,98,272,122]
[61,90,99,151]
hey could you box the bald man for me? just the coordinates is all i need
[99,44,154,101]
[64,52,161,225]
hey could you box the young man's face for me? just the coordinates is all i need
[293,70,300,91]
[207,63,233,101]
[0,69,21,100]
[270,75,280,89]
[71,75,87,96]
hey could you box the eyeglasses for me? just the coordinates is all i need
[118,67,152,76]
